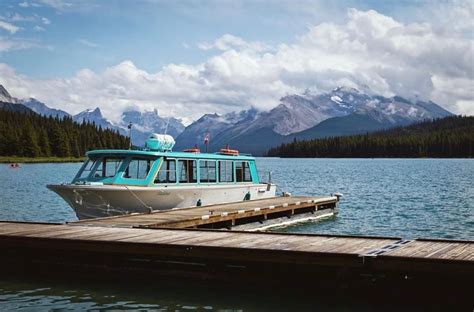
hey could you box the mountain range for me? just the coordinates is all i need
[0,85,185,146]
[0,84,452,155]
[175,87,452,155]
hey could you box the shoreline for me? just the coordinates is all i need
[0,156,85,164]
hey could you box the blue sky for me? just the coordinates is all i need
[0,0,441,78]
[0,0,472,122]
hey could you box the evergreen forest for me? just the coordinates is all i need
[0,109,129,158]
[267,116,473,158]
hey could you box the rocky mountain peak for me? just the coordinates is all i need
[0,84,18,103]
[73,107,110,128]
[332,86,361,94]
[20,98,70,118]
[120,109,185,146]
[89,107,102,116]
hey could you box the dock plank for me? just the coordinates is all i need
[382,240,474,262]
[0,223,61,235]
[71,196,336,230]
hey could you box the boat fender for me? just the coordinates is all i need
[244,192,251,201]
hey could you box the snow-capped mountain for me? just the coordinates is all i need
[69,107,187,146]
[121,109,185,146]
[21,98,70,119]
[0,85,18,104]
[0,85,186,144]
[0,85,69,116]
[176,87,452,155]
[0,84,35,113]
[72,108,118,131]
[174,108,258,151]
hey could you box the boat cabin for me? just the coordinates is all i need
[73,150,259,187]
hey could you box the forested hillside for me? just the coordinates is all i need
[267,116,473,158]
[0,109,128,158]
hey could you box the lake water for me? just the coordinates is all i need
[0,158,472,310]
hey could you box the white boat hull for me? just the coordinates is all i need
[48,183,277,220]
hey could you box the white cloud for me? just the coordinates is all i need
[0,8,472,124]
[34,25,45,31]
[0,21,20,34]
[1,12,50,24]
[198,34,272,52]
[18,2,30,8]
[456,100,474,116]
[426,0,474,34]
[41,17,51,25]
[38,0,72,9]
[77,38,98,48]
[7,13,36,22]
[0,37,37,52]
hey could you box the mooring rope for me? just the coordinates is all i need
[124,186,153,213]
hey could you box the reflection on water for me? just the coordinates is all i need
[0,158,473,310]
[1,275,446,311]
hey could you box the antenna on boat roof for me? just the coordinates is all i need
[127,122,133,150]
[204,132,209,153]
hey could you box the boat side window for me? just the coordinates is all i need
[123,158,154,180]
[199,160,216,183]
[92,158,124,178]
[236,161,252,182]
[178,159,197,183]
[155,158,176,184]
[219,160,233,183]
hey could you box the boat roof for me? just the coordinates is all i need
[86,149,256,161]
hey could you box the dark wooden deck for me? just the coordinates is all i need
[0,221,472,284]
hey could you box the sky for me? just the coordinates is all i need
[0,0,473,124]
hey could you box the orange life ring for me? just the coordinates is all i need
[219,148,239,156]
[183,147,200,153]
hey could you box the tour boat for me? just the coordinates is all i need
[48,134,277,219]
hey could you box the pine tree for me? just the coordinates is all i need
[267,116,474,158]
[38,128,52,157]
[20,125,41,157]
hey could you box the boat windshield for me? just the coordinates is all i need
[75,157,125,181]
[76,159,96,180]
[91,158,124,178]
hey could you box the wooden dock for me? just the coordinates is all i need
[0,195,472,295]
[0,222,472,283]
[72,196,338,230]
